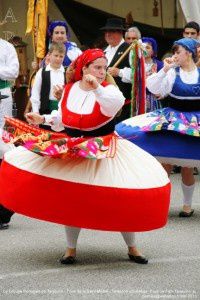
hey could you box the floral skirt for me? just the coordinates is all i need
[0,118,170,232]
[116,108,200,167]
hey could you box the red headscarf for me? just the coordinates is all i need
[71,48,106,82]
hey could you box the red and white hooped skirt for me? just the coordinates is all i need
[0,139,170,232]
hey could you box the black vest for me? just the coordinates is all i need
[39,67,66,114]
[107,42,132,100]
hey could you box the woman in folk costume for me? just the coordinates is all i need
[142,37,163,111]
[116,38,200,218]
[43,20,82,68]
[0,49,170,265]
[31,20,82,70]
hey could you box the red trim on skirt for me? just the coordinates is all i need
[0,160,171,232]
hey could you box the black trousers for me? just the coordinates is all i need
[0,159,14,223]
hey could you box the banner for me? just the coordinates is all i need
[26,0,48,59]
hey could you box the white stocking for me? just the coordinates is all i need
[65,226,81,248]
[121,232,136,247]
[181,182,195,207]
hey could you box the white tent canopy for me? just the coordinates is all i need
[179,0,200,24]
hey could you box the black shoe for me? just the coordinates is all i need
[60,255,76,265]
[179,209,194,218]
[0,222,9,230]
[128,254,148,264]
[0,205,14,223]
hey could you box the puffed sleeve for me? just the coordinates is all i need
[94,84,125,117]
[0,41,19,80]
[146,68,176,98]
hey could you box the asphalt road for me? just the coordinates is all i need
[0,173,199,300]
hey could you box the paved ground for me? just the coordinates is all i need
[0,173,199,300]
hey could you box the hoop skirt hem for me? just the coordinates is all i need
[0,140,170,232]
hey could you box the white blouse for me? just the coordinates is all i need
[147,67,199,98]
[44,81,125,131]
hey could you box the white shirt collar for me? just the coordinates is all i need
[46,64,65,72]
[105,38,125,52]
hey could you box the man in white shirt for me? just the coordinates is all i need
[0,38,19,128]
[100,18,132,122]
[0,37,19,229]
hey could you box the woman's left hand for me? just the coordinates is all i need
[84,74,99,89]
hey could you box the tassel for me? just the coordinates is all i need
[130,43,146,116]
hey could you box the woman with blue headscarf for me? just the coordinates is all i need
[142,37,163,76]
[31,21,82,70]
[116,38,200,217]
[45,20,82,67]
[142,37,163,111]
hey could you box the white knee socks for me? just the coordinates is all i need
[181,182,195,207]
[121,232,136,247]
[65,227,136,248]
[65,226,81,248]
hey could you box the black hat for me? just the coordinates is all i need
[0,92,9,100]
[100,18,126,31]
